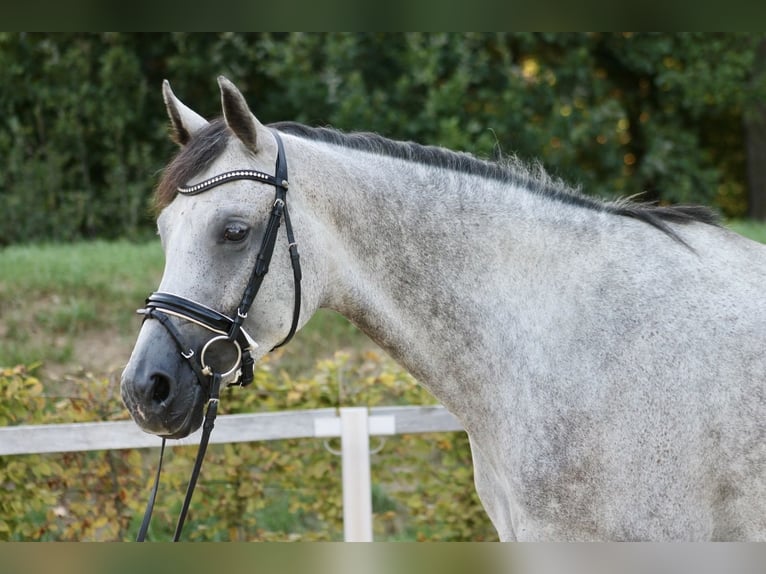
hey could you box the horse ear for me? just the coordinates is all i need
[218,75,265,151]
[162,80,209,146]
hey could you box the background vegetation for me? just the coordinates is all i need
[1,32,765,245]
[3,33,766,541]
[0,240,498,541]
[3,222,765,541]
[0,353,495,541]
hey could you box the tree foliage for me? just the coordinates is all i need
[1,33,763,245]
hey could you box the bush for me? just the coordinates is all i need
[0,33,762,245]
[0,353,497,541]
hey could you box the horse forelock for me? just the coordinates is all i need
[154,119,231,212]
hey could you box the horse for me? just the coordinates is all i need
[121,76,766,541]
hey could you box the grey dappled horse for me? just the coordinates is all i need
[121,77,765,541]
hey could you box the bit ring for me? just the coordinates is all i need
[199,335,242,378]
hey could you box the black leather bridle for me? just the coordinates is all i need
[136,129,302,541]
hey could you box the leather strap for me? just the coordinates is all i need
[143,293,254,358]
[172,373,221,541]
[228,130,298,350]
[140,307,209,390]
[275,203,301,348]
[136,438,165,541]
[178,170,283,196]
[135,373,221,542]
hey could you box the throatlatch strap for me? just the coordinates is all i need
[273,203,301,349]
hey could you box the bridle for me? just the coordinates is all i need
[142,129,301,387]
[135,129,302,541]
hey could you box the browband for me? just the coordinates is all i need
[178,169,288,196]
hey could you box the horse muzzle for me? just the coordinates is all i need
[121,291,258,438]
[120,343,206,439]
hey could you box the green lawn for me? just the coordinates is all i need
[0,239,369,377]
[724,219,766,244]
[2,219,764,376]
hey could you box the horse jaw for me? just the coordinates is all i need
[162,79,209,146]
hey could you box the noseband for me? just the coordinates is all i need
[136,129,302,541]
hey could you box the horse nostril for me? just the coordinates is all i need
[150,373,172,403]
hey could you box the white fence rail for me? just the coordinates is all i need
[0,405,464,541]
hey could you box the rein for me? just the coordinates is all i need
[135,129,301,541]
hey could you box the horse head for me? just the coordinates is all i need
[121,77,320,438]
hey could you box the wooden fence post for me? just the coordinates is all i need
[340,407,373,542]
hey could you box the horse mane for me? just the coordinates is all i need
[155,118,719,241]
[271,122,719,241]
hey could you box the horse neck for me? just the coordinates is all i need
[299,140,600,405]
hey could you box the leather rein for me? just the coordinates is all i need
[135,129,302,541]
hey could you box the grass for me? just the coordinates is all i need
[1,218,765,377]
[724,219,766,244]
[0,238,371,378]
[0,240,165,369]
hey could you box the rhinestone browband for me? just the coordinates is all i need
[178,170,288,195]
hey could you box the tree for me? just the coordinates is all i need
[0,33,762,244]
[746,36,766,220]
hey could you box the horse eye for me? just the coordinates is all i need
[223,224,250,243]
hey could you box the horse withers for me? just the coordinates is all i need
[121,77,766,541]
